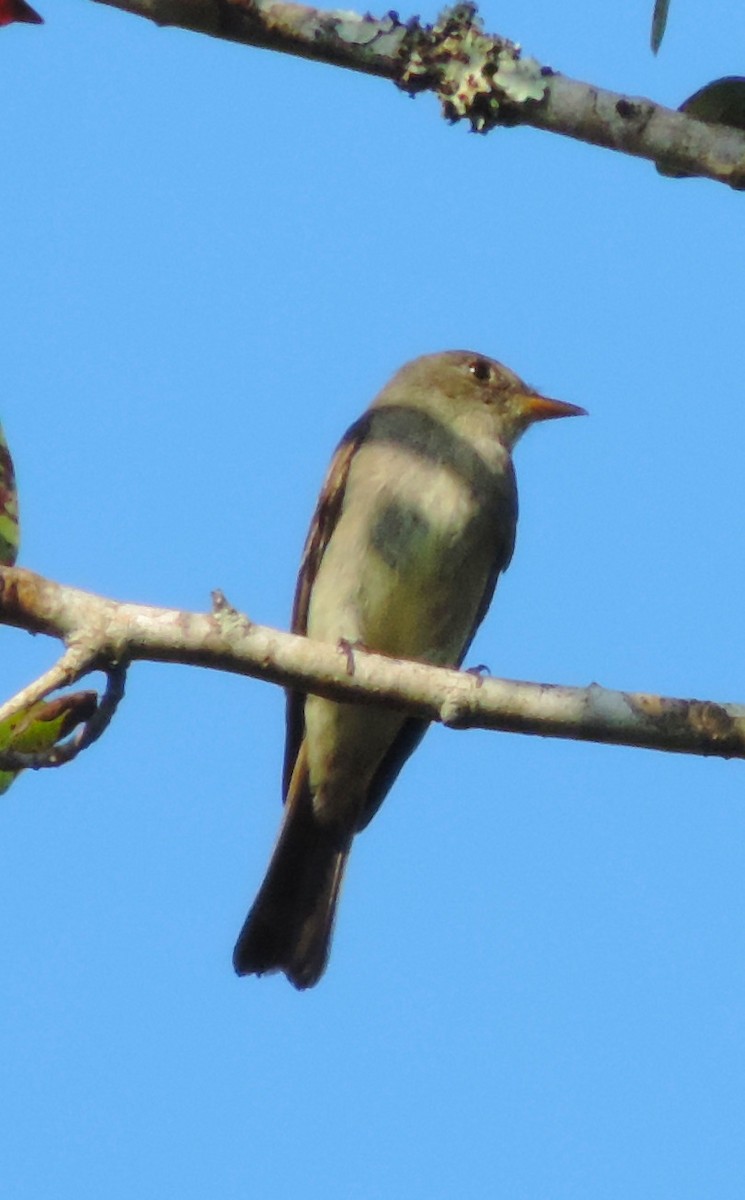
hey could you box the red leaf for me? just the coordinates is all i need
[0,0,43,25]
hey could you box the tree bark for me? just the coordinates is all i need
[89,0,745,188]
[2,565,744,765]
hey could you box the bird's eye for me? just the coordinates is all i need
[468,358,492,382]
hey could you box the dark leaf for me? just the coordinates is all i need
[657,77,745,179]
[0,0,43,25]
[651,0,670,54]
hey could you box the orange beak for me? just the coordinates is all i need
[522,393,587,422]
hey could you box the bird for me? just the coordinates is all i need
[233,350,585,988]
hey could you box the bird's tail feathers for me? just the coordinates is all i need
[232,746,351,990]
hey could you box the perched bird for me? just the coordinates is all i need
[233,350,584,988]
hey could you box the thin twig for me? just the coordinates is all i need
[0,643,99,726]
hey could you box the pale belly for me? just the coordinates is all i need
[306,440,502,666]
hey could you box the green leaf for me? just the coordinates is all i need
[679,76,745,130]
[0,421,19,567]
[651,0,670,54]
[0,692,97,795]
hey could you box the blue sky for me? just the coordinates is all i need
[3,1,745,1196]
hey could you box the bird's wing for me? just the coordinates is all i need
[282,414,371,801]
[465,454,518,648]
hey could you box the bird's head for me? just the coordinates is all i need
[378,350,586,450]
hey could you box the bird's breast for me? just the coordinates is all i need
[307,438,513,665]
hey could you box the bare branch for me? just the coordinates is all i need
[87,0,745,189]
[2,565,745,760]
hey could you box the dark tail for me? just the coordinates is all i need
[232,768,351,990]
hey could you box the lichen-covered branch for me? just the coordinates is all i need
[87,0,745,189]
[2,564,745,762]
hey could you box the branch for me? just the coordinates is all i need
[87,0,745,189]
[2,565,745,760]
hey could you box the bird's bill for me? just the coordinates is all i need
[521,393,587,422]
